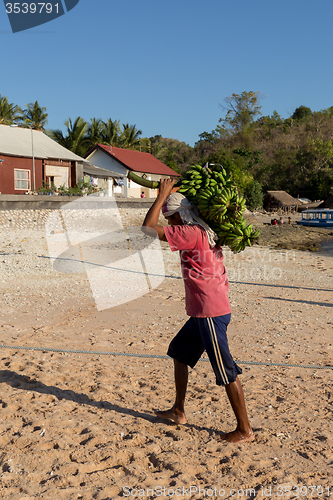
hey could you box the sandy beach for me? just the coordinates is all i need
[0,208,332,499]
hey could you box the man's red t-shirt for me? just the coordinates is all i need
[164,224,231,318]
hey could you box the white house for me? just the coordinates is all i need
[84,144,180,198]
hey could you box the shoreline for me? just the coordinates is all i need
[256,224,333,252]
[246,213,333,253]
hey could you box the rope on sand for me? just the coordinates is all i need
[0,344,331,370]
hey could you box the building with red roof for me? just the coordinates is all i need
[85,144,180,198]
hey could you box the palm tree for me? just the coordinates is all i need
[22,101,48,130]
[87,118,103,147]
[100,118,121,146]
[0,94,22,125]
[48,127,72,150]
[138,137,152,153]
[49,117,90,156]
[121,123,142,149]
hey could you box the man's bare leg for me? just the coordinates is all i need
[221,376,255,443]
[154,360,188,424]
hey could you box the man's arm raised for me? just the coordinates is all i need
[142,178,175,241]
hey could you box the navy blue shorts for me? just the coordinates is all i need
[167,314,242,386]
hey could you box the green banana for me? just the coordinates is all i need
[130,164,260,253]
[127,171,160,188]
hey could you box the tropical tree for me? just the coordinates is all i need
[305,170,333,200]
[48,127,70,150]
[204,150,252,192]
[0,94,22,124]
[87,118,103,147]
[296,138,333,175]
[100,118,122,146]
[196,124,229,145]
[220,91,264,134]
[120,123,142,148]
[243,180,263,210]
[291,105,312,121]
[22,101,48,130]
[149,136,199,172]
[135,137,150,153]
[49,117,90,156]
[233,147,263,172]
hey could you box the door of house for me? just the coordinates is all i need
[45,165,69,188]
[46,176,55,189]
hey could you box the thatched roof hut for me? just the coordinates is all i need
[263,191,298,212]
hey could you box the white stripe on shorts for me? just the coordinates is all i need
[207,317,228,385]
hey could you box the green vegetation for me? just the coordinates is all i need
[48,117,142,157]
[0,94,22,124]
[1,91,333,204]
[194,95,333,202]
[38,180,96,196]
[0,96,47,129]
[22,101,48,130]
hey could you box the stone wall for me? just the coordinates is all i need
[0,200,164,230]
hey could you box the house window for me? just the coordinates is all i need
[14,169,31,190]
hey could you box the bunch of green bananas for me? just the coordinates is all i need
[176,164,260,253]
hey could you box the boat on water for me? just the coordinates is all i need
[298,208,333,227]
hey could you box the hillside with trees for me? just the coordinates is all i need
[1,91,333,208]
[193,92,333,204]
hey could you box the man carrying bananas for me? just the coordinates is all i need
[142,178,254,444]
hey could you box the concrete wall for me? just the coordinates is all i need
[0,194,154,211]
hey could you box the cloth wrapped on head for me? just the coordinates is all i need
[162,192,218,247]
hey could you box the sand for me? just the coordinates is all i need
[0,212,332,499]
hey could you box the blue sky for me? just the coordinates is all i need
[1,0,333,146]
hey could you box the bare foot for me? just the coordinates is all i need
[220,428,255,444]
[153,407,186,425]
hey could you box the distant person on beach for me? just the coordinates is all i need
[278,217,284,225]
[142,178,254,444]
[271,218,277,225]
[141,192,146,198]
[288,217,292,225]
